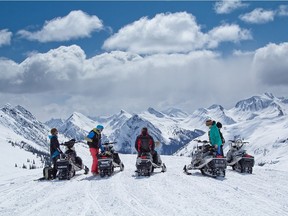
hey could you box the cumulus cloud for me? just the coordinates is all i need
[17,10,103,42]
[0,29,12,47]
[0,44,259,120]
[103,12,206,54]
[0,59,21,80]
[278,5,288,16]
[214,0,248,14]
[252,42,288,86]
[2,42,287,121]
[207,24,252,48]
[240,8,275,24]
[103,12,251,54]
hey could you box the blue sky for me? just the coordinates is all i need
[1,1,287,61]
[0,1,288,121]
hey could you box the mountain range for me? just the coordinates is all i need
[1,92,287,169]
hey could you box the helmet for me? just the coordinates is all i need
[50,128,58,135]
[96,125,104,131]
[205,119,213,126]
[141,127,148,135]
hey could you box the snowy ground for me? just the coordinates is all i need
[0,152,288,216]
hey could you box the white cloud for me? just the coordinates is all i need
[214,0,248,14]
[0,29,12,47]
[252,42,288,86]
[240,8,275,24]
[233,49,255,57]
[0,44,259,120]
[17,10,103,42]
[103,12,207,54]
[1,42,287,121]
[207,24,252,48]
[0,59,21,80]
[103,12,251,54]
[278,5,288,16]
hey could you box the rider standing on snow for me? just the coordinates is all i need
[49,128,63,179]
[85,125,104,176]
[205,119,223,157]
[216,121,225,156]
[135,127,160,165]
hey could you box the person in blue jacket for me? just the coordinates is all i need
[205,119,223,157]
[49,128,63,179]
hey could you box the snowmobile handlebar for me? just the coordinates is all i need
[194,139,210,144]
[229,140,249,144]
[60,139,84,147]
[102,141,117,145]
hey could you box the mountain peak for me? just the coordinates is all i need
[263,92,275,99]
[68,112,87,120]
[147,107,165,118]
[234,93,283,113]
[3,103,12,109]
[119,109,131,116]
[208,104,224,111]
[15,105,35,120]
[161,107,188,118]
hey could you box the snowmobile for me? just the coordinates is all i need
[57,139,89,180]
[226,139,254,174]
[135,152,167,177]
[98,142,124,177]
[183,140,226,178]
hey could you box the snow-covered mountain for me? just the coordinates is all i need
[45,118,65,129]
[50,108,203,155]
[162,107,189,118]
[176,93,288,169]
[1,92,288,169]
[1,93,288,216]
[230,92,287,121]
[182,104,236,132]
[0,104,49,152]
[57,112,99,141]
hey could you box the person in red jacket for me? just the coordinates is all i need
[135,127,161,165]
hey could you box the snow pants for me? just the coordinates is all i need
[89,148,99,174]
[52,155,60,179]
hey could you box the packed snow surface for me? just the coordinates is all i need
[0,152,287,216]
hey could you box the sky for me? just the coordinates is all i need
[0,1,288,121]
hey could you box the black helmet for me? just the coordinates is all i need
[141,127,148,135]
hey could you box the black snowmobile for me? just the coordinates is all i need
[98,142,124,177]
[183,140,226,178]
[226,139,254,174]
[135,152,166,176]
[57,139,89,180]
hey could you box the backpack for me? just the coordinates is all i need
[43,166,54,180]
[139,136,151,152]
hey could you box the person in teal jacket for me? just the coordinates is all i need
[206,119,222,156]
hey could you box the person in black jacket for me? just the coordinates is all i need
[49,128,63,179]
[135,127,161,165]
[85,125,104,176]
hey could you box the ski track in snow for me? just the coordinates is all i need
[0,154,288,216]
